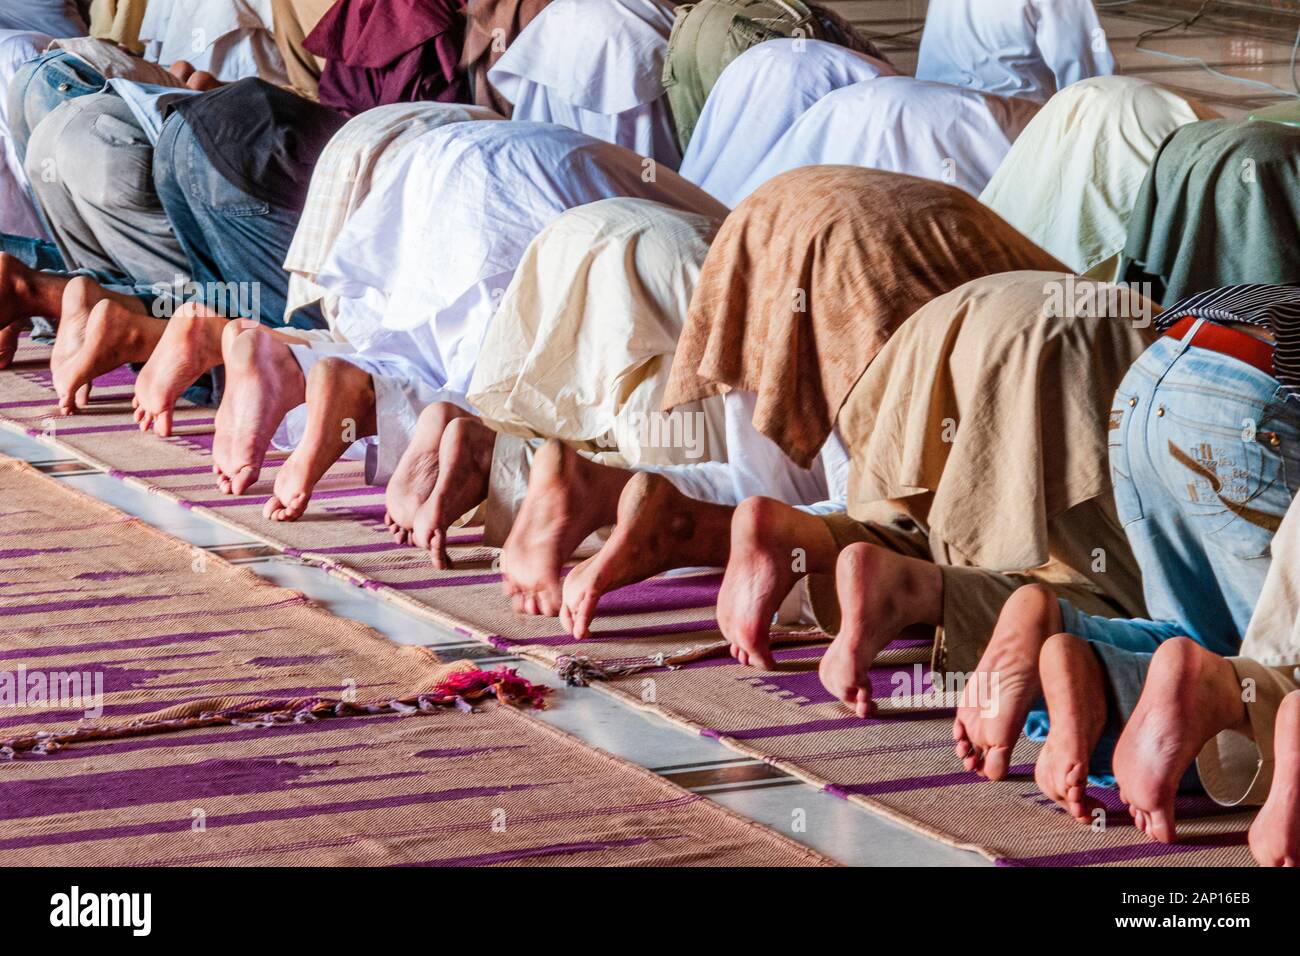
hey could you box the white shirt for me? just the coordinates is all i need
[0,30,51,238]
[731,75,1041,204]
[651,391,849,513]
[316,121,727,399]
[488,0,680,168]
[0,1,84,36]
[138,0,287,83]
[917,0,1116,103]
[679,38,896,207]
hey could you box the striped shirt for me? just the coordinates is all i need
[1156,284,1300,391]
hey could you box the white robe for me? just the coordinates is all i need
[0,30,51,239]
[648,391,849,517]
[730,75,1041,204]
[306,122,726,482]
[0,1,84,36]
[916,0,1116,104]
[138,0,287,83]
[487,0,680,168]
[678,38,896,207]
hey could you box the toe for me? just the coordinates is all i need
[0,323,19,369]
[1145,807,1176,844]
[229,464,257,496]
[981,744,1012,781]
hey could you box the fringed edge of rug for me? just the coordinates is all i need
[553,635,932,687]
[0,666,549,760]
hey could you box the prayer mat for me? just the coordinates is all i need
[0,340,1256,865]
[0,453,832,866]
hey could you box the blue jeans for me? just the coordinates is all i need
[1046,323,1300,775]
[6,50,106,161]
[153,113,322,331]
[0,232,65,272]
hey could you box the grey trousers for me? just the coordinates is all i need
[25,92,189,286]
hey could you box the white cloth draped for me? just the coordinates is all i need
[138,0,287,82]
[730,75,1041,204]
[980,76,1218,277]
[678,38,896,207]
[0,30,52,239]
[469,197,727,468]
[916,0,1116,104]
[649,391,849,516]
[0,1,85,36]
[487,0,680,167]
[307,122,726,481]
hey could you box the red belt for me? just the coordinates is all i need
[1163,315,1275,378]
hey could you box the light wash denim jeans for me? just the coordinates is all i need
[1038,321,1300,777]
[6,49,105,161]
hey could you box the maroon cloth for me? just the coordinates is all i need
[305,0,468,117]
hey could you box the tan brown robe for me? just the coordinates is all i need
[664,166,1069,469]
[461,0,552,117]
[811,272,1159,672]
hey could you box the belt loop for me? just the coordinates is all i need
[1179,317,1207,344]
[1170,316,1207,359]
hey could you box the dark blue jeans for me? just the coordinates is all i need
[0,231,151,342]
[153,113,323,331]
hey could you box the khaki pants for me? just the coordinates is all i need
[271,0,334,100]
[1198,659,1299,807]
[808,500,1142,676]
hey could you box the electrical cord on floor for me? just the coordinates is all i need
[859,1,1300,97]
[1129,0,1300,97]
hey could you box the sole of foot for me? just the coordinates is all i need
[211,325,304,496]
[953,583,1061,781]
[132,304,226,437]
[501,439,626,618]
[560,471,730,640]
[1114,638,1247,844]
[818,543,941,719]
[410,415,495,567]
[51,298,162,416]
[382,402,475,546]
[1034,632,1107,823]
[1249,691,1300,866]
[716,496,823,670]
[262,356,374,522]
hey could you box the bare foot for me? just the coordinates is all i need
[1035,632,1108,823]
[499,440,630,617]
[51,298,165,415]
[0,322,19,369]
[383,401,475,547]
[560,472,733,638]
[953,583,1061,780]
[263,356,376,521]
[51,276,140,407]
[818,543,943,719]
[1250,690,1300,866]
[132,302,227,436]
[211,324,305,495]
[0,251,70,368]
[169,60,196,83]
[1114,638,1248,844]
[715,496,838,669]
[186,71,223,91]
[410,416,495,568]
